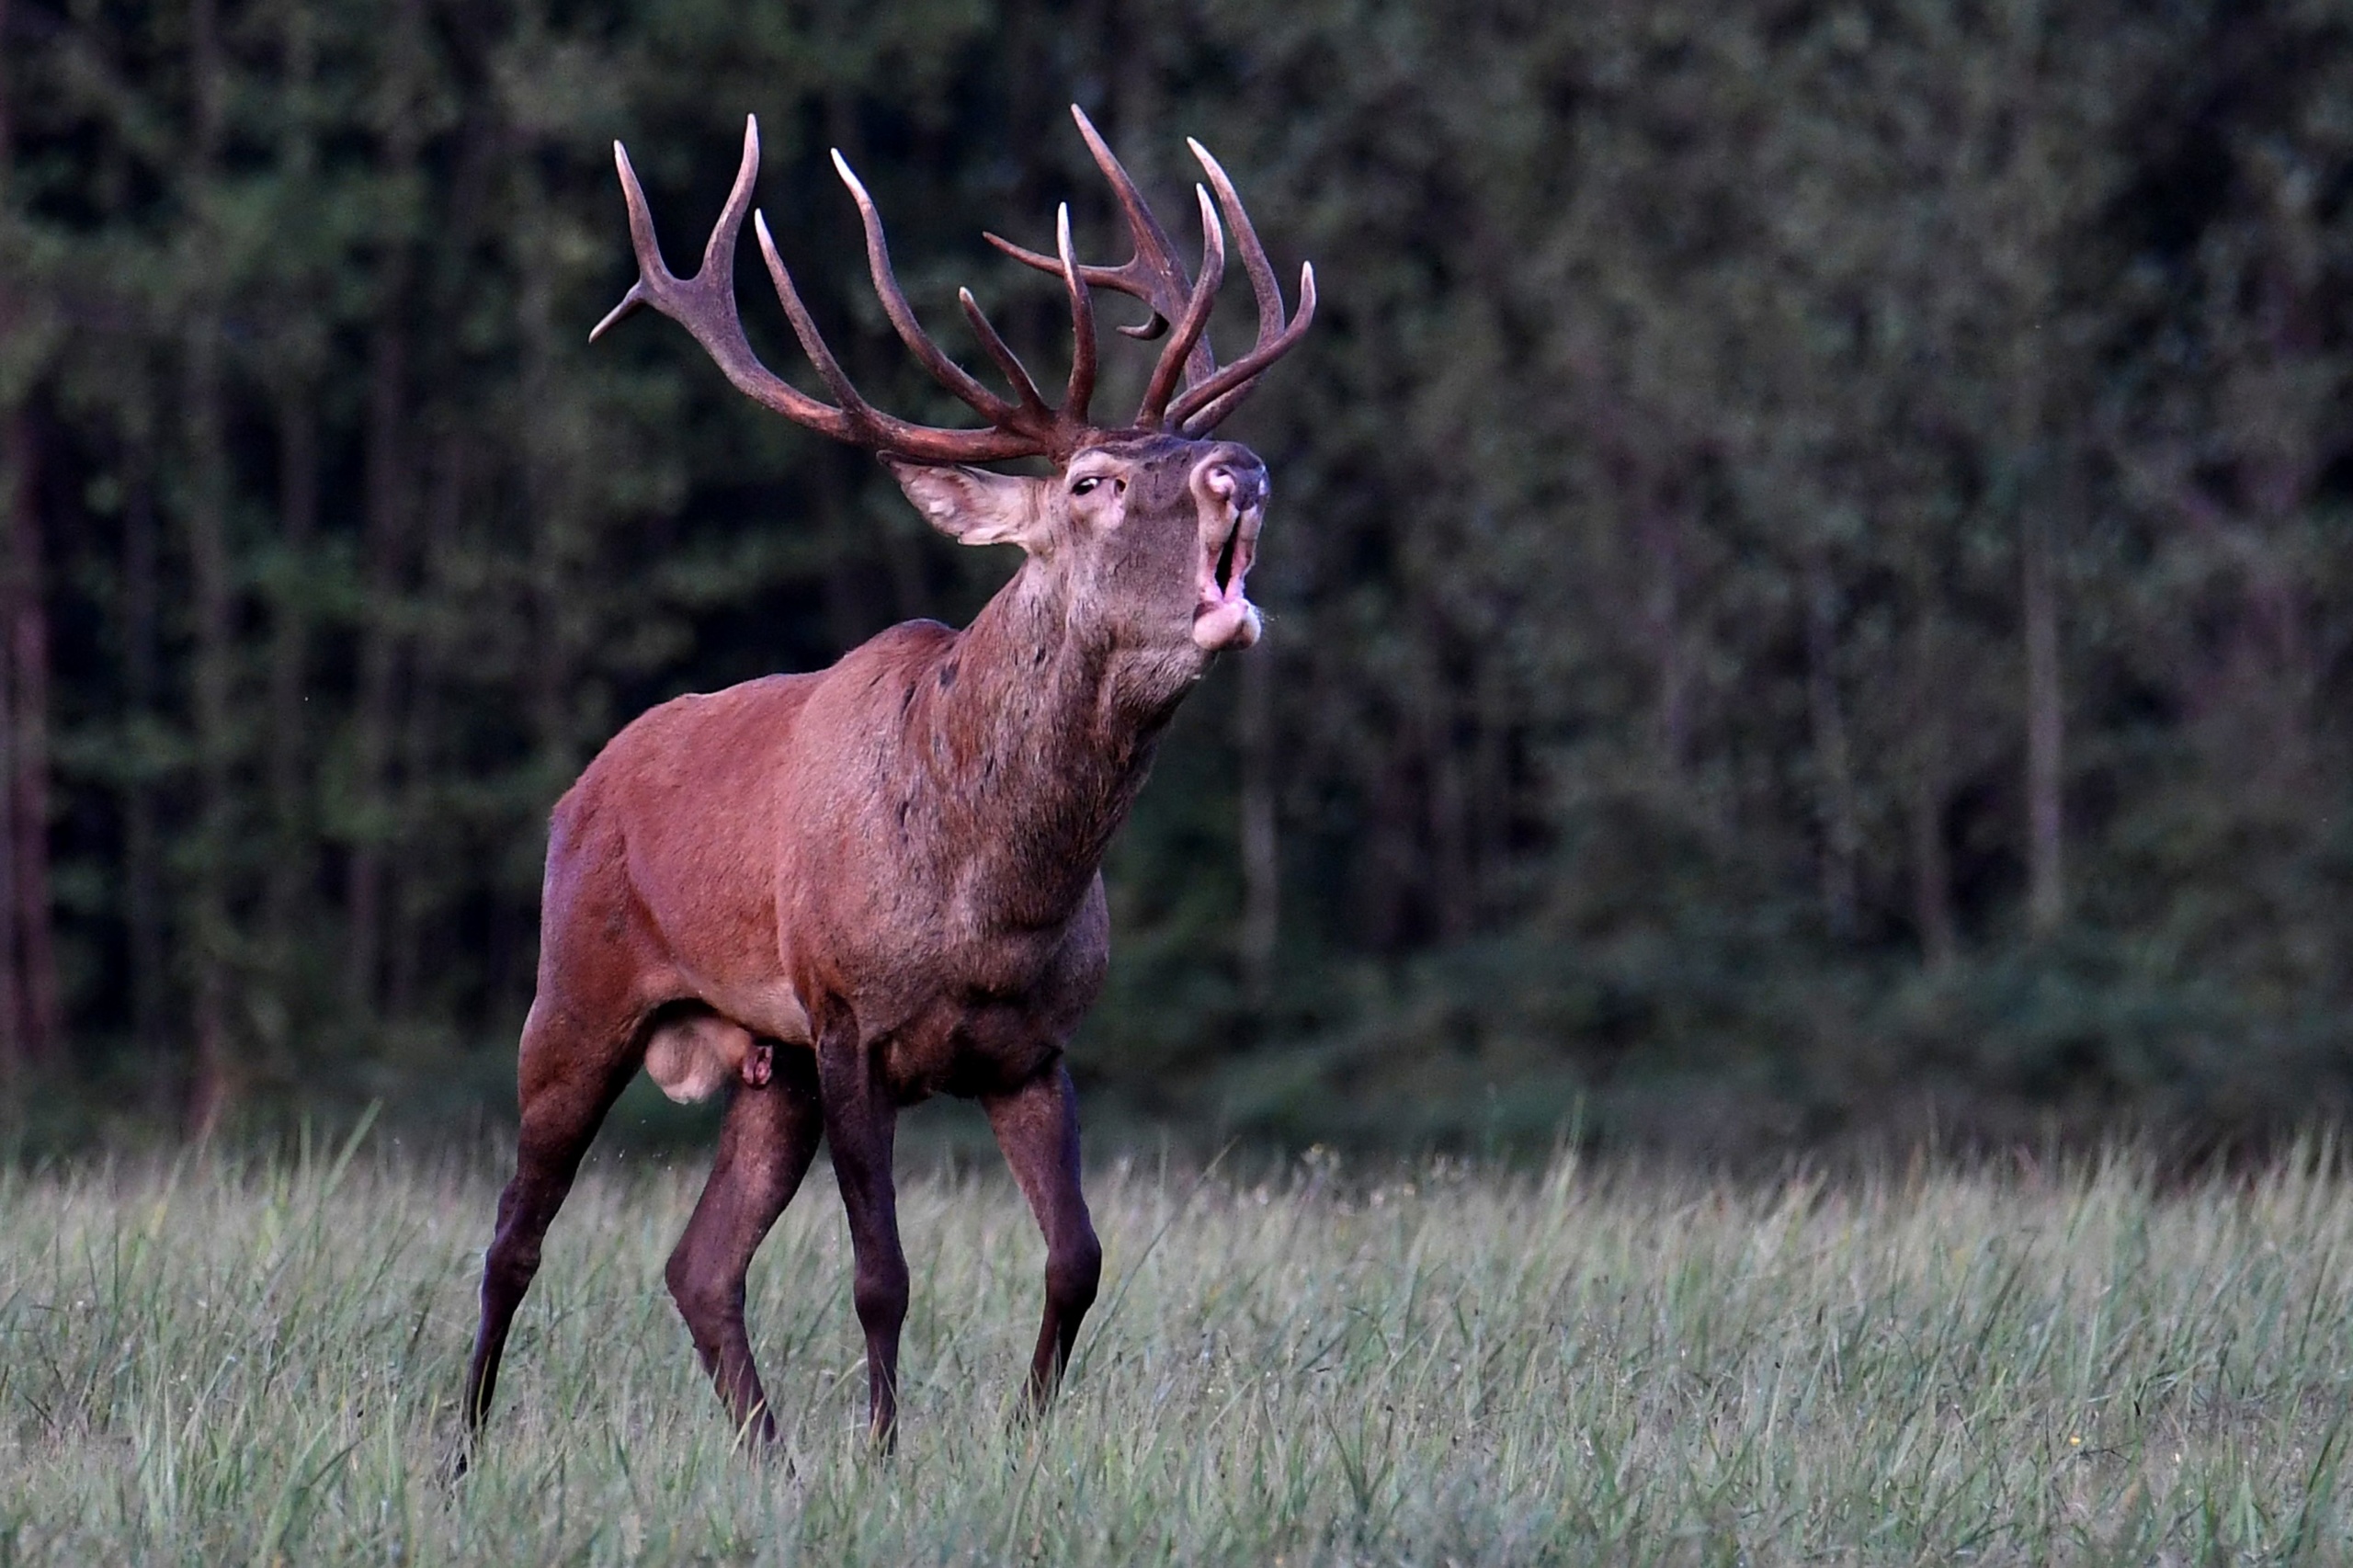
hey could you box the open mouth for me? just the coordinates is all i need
[1192,513,1261,650]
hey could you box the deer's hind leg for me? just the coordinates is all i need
[667,1043,823,1446]
[461,994,640,1448]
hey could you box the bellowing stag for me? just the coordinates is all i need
[460,108,1313,1452]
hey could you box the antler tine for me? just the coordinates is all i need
[983,233,1165,339]
[1057,203,1099,427]
[753,210,885,426]
[750,213,1039,462]
[1188,139,1284,358]
[1136,187,1225,427]
[956,288,1051,419]
[941,199,1102,432]
[1066,105,1195,343]
[983,104,1212,365]
[586,135,679,345]
[1170,261,1317,434]
[831,150,1023,431]
[592,119,857,438]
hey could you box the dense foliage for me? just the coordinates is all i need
[0,0,2348,1153]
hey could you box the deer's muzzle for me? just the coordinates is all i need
[1191,453,1266,652]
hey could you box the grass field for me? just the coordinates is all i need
[3,1124,2349,1564]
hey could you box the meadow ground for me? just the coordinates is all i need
[2,1123,2349,1564]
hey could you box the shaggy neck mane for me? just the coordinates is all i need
[904,557,1188,930]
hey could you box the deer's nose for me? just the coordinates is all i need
[1197,455,1267,516]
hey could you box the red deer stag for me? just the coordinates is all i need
[460,107,1313,1453]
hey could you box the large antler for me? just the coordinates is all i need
[988,106,1316,437]
[592,117,1088,461]
[592,110,1313,460]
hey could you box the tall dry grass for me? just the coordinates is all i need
[3,1126,2347,1562]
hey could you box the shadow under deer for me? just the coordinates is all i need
[459,106,1313,1454]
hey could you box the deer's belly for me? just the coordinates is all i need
[682,974,813,1047]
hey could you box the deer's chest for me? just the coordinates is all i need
[863,881,1110,1104]
[879,997,1069,1102]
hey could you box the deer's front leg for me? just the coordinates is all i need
[817,1025,906,1449]
[984,1062,1101,1415]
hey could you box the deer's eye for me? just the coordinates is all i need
[1072,476,1104,496]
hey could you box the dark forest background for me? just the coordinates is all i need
[0,0,2348,1158]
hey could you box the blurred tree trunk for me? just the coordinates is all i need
[1422,663,1473,942]
[1906,597,1959,969]
[347,320,407,1018]
[267,393,318,974]
[182,317,233,1136]
[2000,20,2068,940]
[1803,551,1859,939]
[0,413,22,1081]
[347,0,426,1025]
[1641,495,1688,779]
[0,0,24,1091]
[181,0,233,1137]
[4,407,56,1059]
[121,403,166,1066]
[2020,494,2064,937]
[1237,639,1279,1014]
[262,0,321,1023]
[389,428,460,1019]
[814,446,871,653]
[519,215,574,780]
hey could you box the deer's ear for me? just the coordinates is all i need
[881,458,1047,549]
